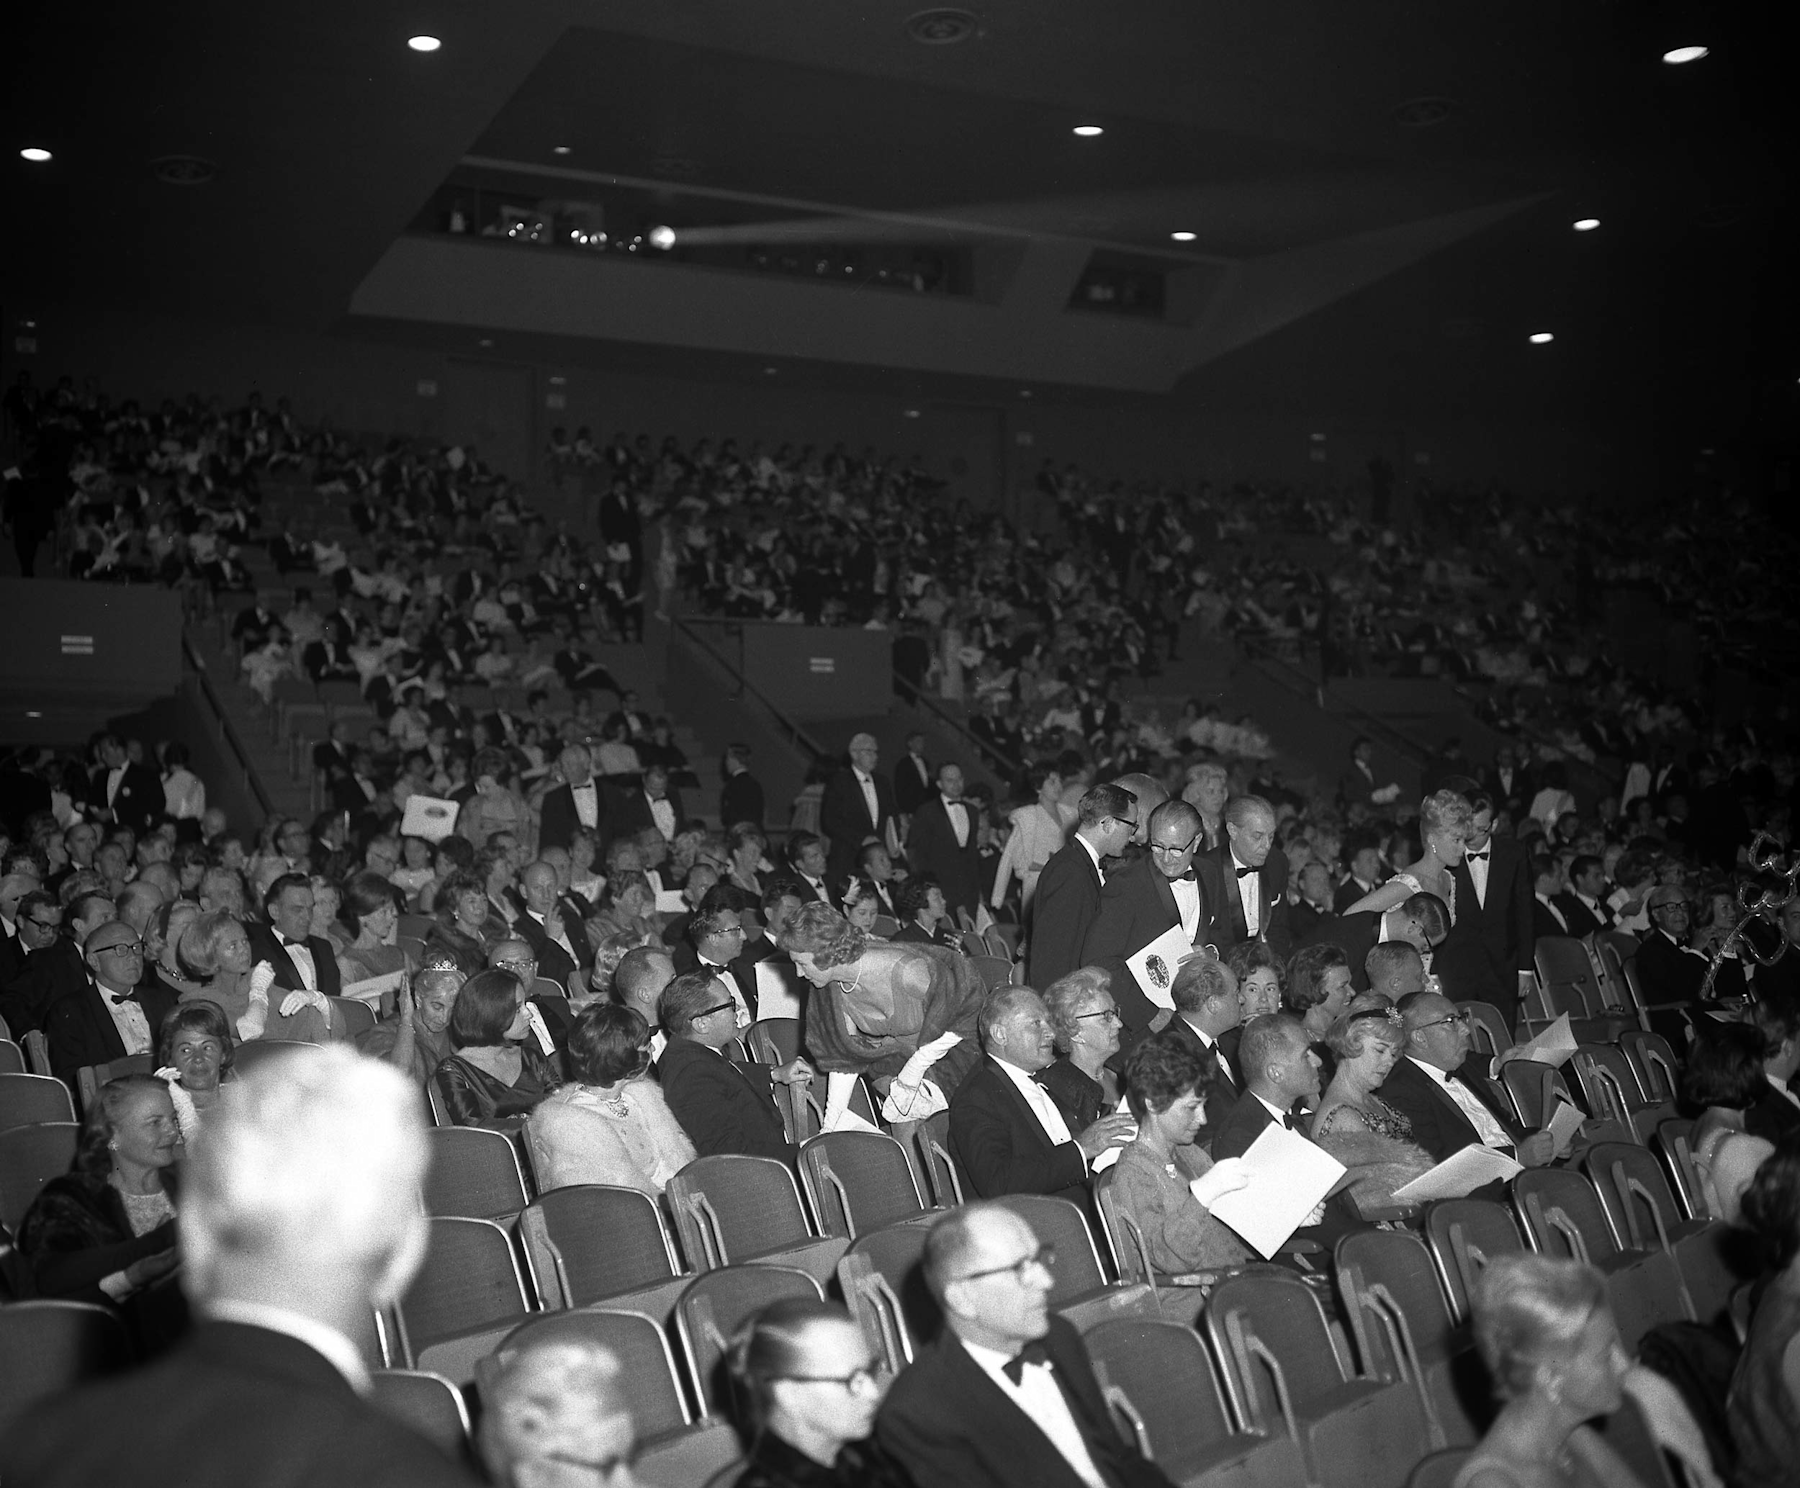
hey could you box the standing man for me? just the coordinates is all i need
[907,763,983,921]
[718,743,765,829]
[1024,782,1137,990]
[538,744,604,855]
[1431,785,1533,1025]
[1207,795,1292,961]
[1080,800,1225,1039]
[892,731,934,825]
[0,1046,485,1487]
[1334,830,1387,913]
[822,733,895,888]
[89,734,163,836]
[877,1202,1177,1488]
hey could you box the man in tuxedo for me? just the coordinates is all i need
[1297,891,1449,992]
[1752,900,1800,1005]
[1331,831,1386,914]
[614,946,677,1064]
[892,731,933,820]
[1288,861,1336,939]
[0,870,36,987]
[718,743,765,829]
[1026,783,1138,990]
[877,1201,1177,1488]
[822,733,896,886]
[513,861,585,987]
[45,919,178,1084]
[311,720,354,790]
[4,890,102,1036]
[1207,795,1292,960]
[538,744,605,854]
[1553,856,1615,937]
[1634,885,1719,1005]
[0,1045,484,1488]
[1531,853,1572,940]
[678,907,757,1027]
[1430,788,1534,1024]
[89,733,164,835]
[229,590,280,651]
[1162,954,1243,1148]
[609,763,686,848]
[907,763,983,919]
[246,875,343,1000]
[1338,736,1381,812]
[1378,992,1555,1167]
[784,833,837,908]
[658,970,812,1163]
[857,842,903,918]
[1081,799,1226,1039]
[1365,941,1429,1003]
[1482,744,1532,817]
[949,987,1134,1209]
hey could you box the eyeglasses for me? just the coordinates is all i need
[26,917,62,932]
[1110,816,1138,832]
[1149,832,1203,857]
[1074,1007,1123,1024]
[774,1365,882,1394]
[694,1001,737,1022]
[495,959,538,975]
[1413,1012,1469,1033]
[97,941,145,958]
[958,1243,1056,1284]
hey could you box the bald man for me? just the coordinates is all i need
[822,731,895,885]
[45,920,178,1084]
[513,860,584,986]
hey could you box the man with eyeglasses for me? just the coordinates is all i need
[1297,889,1449,993]
[1080,800,1226,1039]
[0,869,38,985]
[1,889,92,1036]
[658,969,812,1164]
[1632,884,1716,1008]
[1026,782,1138,990]
[1379,991,1555,1169]
[877,1201,1176,1488]
[45,919,177,1084]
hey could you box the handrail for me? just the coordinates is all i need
[1240,634,1432,769]
[671,618,827,763]
[899,673,1028,784]
[181,633,275,818]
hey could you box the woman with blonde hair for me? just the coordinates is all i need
[1344,788,1472,925]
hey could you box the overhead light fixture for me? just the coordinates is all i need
[548,375,567,386]
[1018,389,1033,399]
[478,337,494,347]
[1072,125,1104,138]
[762,366,778,376]
[407,34,442,52]
[1528,332,1555,344]
[1662,45,1707,63]
[903,408,922,419]
[647,225,676,251]
[552,145,571,155]
[1572,218,1601,232]
[19,147,52,163]
[25,710,42,719]
[1170,231,1197,242]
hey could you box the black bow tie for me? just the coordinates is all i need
[1001,1338,1053,1385]
[1170,870,1196,883]
[1466,850,1489,862]
[1236,865,1256,879]
[107,991,136,1007]
[1282,1108,1302,1130]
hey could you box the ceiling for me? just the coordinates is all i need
[3,1,1794,442]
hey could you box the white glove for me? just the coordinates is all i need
[1189,1157,1251,1209]
[279,987,329,1019]
[247,961,277,1001]
[153,1066,181,1085]
[897,1030,963,1090]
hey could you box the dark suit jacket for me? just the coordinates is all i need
[1377,1054,1524,1164]
[892,753,934,816]
[876,1314,1173,1488]
[1334,875,1383,914]
[609,788,687,847]
[537,782,605,854]
[246,925,343,998]
[0,1320,480,1488]
[1295,910,1384,991]
[1205,844,1292,960]
[513,909,582,985]
[658,1037,792,1162]
[0,937,89,1034]
[1633,929,1711,1005]
[90,761,164,834]
[1026,838,1106,990]
[1080,855,1225,1035]
[1209,1089,1361,1247]
[719,771,765,829]
[1162,1015,1241,1150]
[1338,760,1381,811]
[1433,838,1533,1020]
[45,977,178,1085]
[949,1055,1090,1209]
[1553,891,1613,938]
[1532,895,1571,942]
[822,768,895,881]
[907,796,983,916]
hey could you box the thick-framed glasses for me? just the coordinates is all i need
[694,1001,737,1022]
[1149,833,1203,858]
[1109,816,1139,833]
[26,917,62,933]
[772,1366,881,1394]
[959,1243,1056,1284]
[1074,1007,1123,1024]
[97,942,145,958]
[1414,1012,1469,1032]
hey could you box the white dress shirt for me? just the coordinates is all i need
[992,1056,1074,1145]
[1408,1056,1513,1150]
[277,934,318,991]
[1230,853,1261,937]
[1767,1073,1800,1113]
[958,1336,1108,1488]
[571,780,599,830]
[700,956,752,1029]
[648,795,677,841]
[1181,1017,1237,1091]
[1170,875,1202,941]
[106,765,127,806]
[1465,846,1491,909]
[943,796,970,849]
[99,981,153,1055]
[1536,893,1569,932]
[1076,833,1106,880]
[528,908,577,964]
[855,770,881,828]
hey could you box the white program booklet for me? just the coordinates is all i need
[754,962,805,1022]
[1206,1122,1346,1258]
[341,969,405,1007]
[1127,924,1200,1010]
[1492,1013,1578,1076]
[398,794,460,842]
[1392,1145,1523,1203]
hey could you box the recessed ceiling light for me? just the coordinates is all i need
[548,375,567,386]
[407,34,442,52]
[1572,218,1601,232]
[552,145,571,155]
[1018,389,1033,399]
[647,225,676,251]
[762,367,778,376]
[1072,125,1104,138]
[903,409,922,419]
[1528,332,1555,345]
[478,337,494,347]
[1169,231,1197,243]
[1662,45,1707,64]
[19,147,52,163]
[25,710,42,719]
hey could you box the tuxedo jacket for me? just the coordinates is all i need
[1532,895,1571,943]
[1553,891,1613,938]
[608,787,687,847]
[1295,911,1384,991]
[949,1055,1091,1209]
[719,771,765,829]
[671,947,763,1024]
[45,977,178,1085]
[246,924,343,998]
[1377,1054,1525,1164]
[1633,929,1711,1005]
[89,761,164,834]
[538,781,605,853]
[1027,838,1106,991]
[513,908,584,984]
[1205,843,1293,960]
[1433,837,1533,1019]
[892,753,934,816]
[822,768,896,881]
[907,796,983,916]
[876,1314,1173,1488]
[1334,875,1383,914]
[1080,854,1226,1036]
[1,938,89,1035]
[658,1037,793,1163]
[1160,1015,1241,1151]
[0,1321,480,1488]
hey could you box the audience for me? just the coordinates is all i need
[431,967,558,1129]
